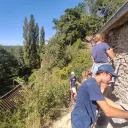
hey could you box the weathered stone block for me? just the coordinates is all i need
[124,70,128,74]
[119,65,125,70]
[123,82,128,88]
[119,70,125,75]
[125,57,128,64]
[107,23,128,106]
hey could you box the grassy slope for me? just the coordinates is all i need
[0,42,93,128]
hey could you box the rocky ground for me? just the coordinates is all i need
[50,101,128,128]
[50,103,75,128]
[95,111,128,128]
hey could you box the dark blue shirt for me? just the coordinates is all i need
[71,78,105,128]
[70,76,76,88]
[91,42,110,63]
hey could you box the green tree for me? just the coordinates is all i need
[23,17,29,67]
[39,26,45,60]
[2,46,24,66]
[0,46,19,92]
[41,35,65,69]
[23,15,40,69]
[84,0,126,23]
[23,17,29,43]
[16,46,24,66]
[52,7,87,46]
[40,26,45,47]
[35,23,40,67]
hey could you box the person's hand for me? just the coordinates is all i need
[120,103,128,111]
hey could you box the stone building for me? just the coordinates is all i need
[96,1,128,128]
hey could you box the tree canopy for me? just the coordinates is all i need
[23,15,45,69]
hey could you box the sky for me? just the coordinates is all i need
[0,0,84,46]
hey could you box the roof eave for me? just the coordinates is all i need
[99,1,128,34]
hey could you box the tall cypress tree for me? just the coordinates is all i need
[23,17,29,43]
[23,17,29,67]
[40,26,45,46]
[39,27,45,60]
[23,15,40,69]
[35,23,39,45]
[28,14,39,69]
[35,23,40,68]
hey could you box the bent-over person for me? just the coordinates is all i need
[71,64,128,128]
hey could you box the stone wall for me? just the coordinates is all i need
[107,22,128,104]
[96,22,128,128]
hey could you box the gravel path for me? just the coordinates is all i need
[50,102,128,128]
[50,103,75,128]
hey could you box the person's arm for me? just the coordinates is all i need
[76,81,81,86]
[75,77,80,89]
[106,48,115,60]
[97,99,128,118]
[105,97,124,110]
[91,55,94,62]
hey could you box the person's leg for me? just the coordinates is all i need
[70,89,74,102]
[72,88,77,101]
[74,92,77,101]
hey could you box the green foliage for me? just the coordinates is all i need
[86,15,103,34]
[0,45,25,96]
[0,109,24,128]
[52,66,72,80]
[0,41,92,127]
[52,7,88,46]
[0,68,70,127]
[23,17,29,42]
[28,69,38,82]
[71,49,92,80]
[52,0,123,47]
[38,80,69,119]
[64,45,72,64]
[41,36,66,69]
[39,26,45,61]
[85,0,126,23]
[72,38,85,49]
[3,45,24,66]
[0,46,19,79]
[0,1,125,127]
[23,15,41,70]
[40,27,45,46]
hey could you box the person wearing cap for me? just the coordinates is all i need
[69,72,77,102]
[91,33,115,75]
[71,64,128,128]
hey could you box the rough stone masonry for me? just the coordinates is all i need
[96,22,128,128]
[108,22,128,104]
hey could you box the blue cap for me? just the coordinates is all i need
[98,64,119,78]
